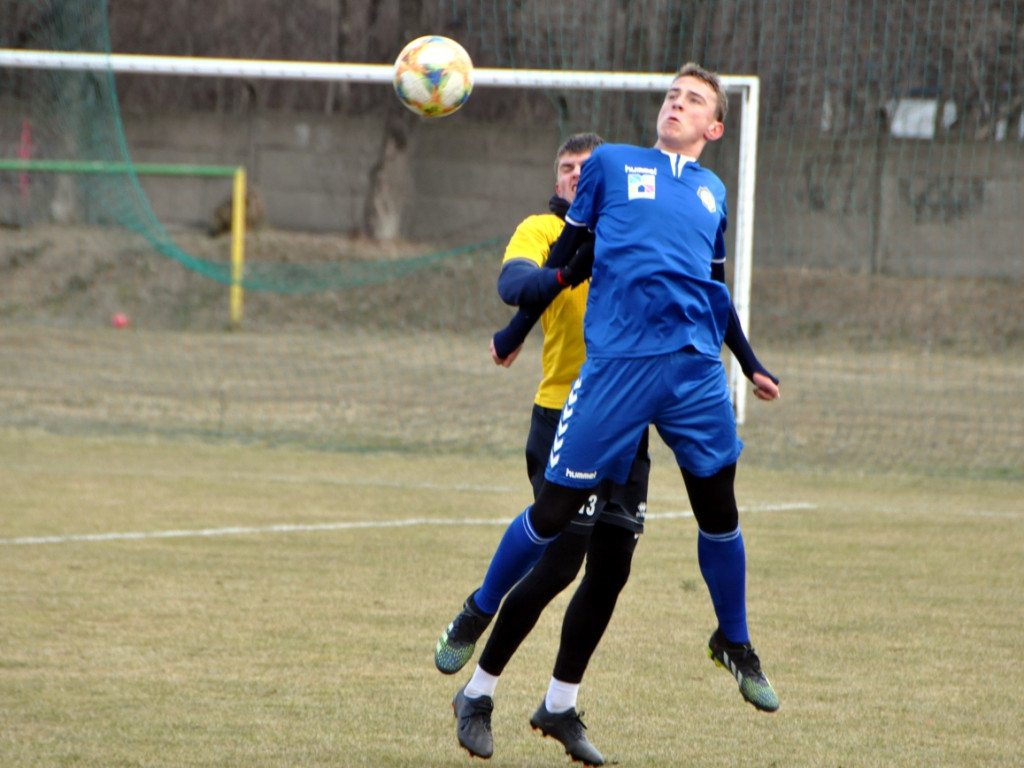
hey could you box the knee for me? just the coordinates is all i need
[582,528,635,590]
[531,483,593,538]
[694,509,739,535]
[583,553,632,591]
[539,550,587,591]
[514,534,587,599]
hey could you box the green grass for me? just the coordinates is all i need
[1,429,1022,767]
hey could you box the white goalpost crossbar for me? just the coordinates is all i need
[0,49,760,421]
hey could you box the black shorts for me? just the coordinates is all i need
[525,403,649,535]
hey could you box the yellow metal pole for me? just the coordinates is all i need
[229,167,246,327]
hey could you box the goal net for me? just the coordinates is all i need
[1,0,1022,479]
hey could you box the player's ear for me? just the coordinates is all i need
[705,120,725,142]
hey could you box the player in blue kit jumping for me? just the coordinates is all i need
[436,61,782,758]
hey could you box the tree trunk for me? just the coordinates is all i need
[362,103,417,240]
[361,0,425,241]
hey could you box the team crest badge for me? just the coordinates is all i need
[697,185,716,212]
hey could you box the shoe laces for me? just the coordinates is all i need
[564,709,589,738]
[733,644,766,678]
[449,608,487,644]
[457,692,493,722]
[464,703,492,730]
[716,635,764,675]
[450,597,491,641]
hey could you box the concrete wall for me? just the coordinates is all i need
[123,112,563,244]
[122,112,1024,279]
[757,138,1024,278]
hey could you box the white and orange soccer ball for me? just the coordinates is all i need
[393,35,474,118]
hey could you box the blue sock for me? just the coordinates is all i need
[697,526,749,644]
[474,508,553,615]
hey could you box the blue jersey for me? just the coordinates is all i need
[566,143,732,360]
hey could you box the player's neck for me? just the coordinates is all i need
[654,137,703,161]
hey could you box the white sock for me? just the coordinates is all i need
[544,677,580,713]
[465,666,500,699]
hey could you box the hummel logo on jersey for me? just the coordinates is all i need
[564,467,598,480]
[626,162,657,200]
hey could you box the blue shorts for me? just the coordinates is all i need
[526,404,649,535]
[544,349,742,487]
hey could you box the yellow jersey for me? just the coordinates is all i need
[501,213,589,410]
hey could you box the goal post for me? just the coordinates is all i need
[0,49,760,420]
[0,156,248,326]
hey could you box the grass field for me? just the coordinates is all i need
[3,226,1023,479]
[2,321,1022,480]
[1,428,1021,767]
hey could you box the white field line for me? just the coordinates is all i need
[0,503,817,546]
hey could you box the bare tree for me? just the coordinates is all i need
[941,3,1024,140]
[359,0,434,240]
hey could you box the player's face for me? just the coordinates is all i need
[554,151,592,203]
[655,75,723,152]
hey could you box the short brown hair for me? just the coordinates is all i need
[674,62,728,122]
[553,132,604,176]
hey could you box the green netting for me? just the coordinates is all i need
[234,238,503,293]
[0,0,498,291]
[0,2,204,274]
[1,0,1022,478]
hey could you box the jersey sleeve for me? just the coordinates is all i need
[712,194,728,269]
[502,215,553,268]
[565,146,605,230]
[497,259,562,306]
[497,214,565,306]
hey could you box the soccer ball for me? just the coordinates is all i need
[393,36,474,118]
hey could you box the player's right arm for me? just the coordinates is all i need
[497,213,590,306]
[497,259,562,306]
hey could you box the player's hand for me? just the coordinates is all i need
[752,371,780,401]
[490,338,523,367]
[556,238,594,288]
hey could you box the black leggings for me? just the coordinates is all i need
[528,462,738,539]
[681,462,738,534]
[478,520,637,683]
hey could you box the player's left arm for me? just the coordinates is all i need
[492,158,601,359]
[711,240,780,401]
[544,219,593,276]
[491,224,594,360]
